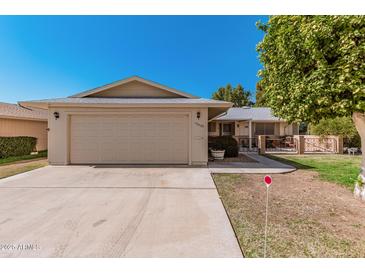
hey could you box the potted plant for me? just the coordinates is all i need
[210,143,225,160]
[208,136,239,160]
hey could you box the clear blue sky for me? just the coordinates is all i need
[0,16,267,103]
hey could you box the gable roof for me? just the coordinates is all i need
[19,76,233,120]
[0,102,47,121]
[215,107,282,122]
[19,98,232,120]
[70,76,198,99]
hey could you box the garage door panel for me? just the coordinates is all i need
[70,114,189,164]
[71,138,98,148]
[71,150,99,163]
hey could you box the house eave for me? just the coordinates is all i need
[20,102,230,108]
[19,100,232,121]
[212,118,284,122]
[0,115,47,122]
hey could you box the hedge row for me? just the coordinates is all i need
[0,136,37,158]
[208,136,239,157]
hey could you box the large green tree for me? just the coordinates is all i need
[257,16,365,199]
[212,84,252,107]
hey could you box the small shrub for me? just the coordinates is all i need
[0,136,37,158]
[209,136,238,157]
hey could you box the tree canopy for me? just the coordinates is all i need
[257,16,365,194]
[255,82,266,106]
[257,16,365,123]
[212,84,252,107]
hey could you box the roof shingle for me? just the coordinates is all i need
[0,102,48,121]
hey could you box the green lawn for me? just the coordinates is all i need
[0,150,47,166]
[266,154,362,188]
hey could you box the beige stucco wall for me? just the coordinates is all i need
[48,107,208,165]
[90,81,183,98]
[0,117,48,151]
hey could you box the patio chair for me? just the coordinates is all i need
[348,147,359,155]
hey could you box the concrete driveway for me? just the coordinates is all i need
[0,166,242,258]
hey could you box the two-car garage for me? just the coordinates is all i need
[70,114,190,164]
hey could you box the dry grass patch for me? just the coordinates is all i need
[213,170,365,257]
[0,159,48,179]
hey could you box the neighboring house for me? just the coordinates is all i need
[209,107,299,150]
[21,76,231,165]
[0,102,48,151]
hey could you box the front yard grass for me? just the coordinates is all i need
[213,171,365,257]
[265,154,362,188]
[0,159,48,179]
[0,150,47,166]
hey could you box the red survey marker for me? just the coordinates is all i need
[264,175,272,186]
[263,175,272,257]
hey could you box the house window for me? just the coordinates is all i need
[223,124,233,135]
[208,122,216,133]
[265,124,275,135]
[255,124,265,135]
[255,123,275,135]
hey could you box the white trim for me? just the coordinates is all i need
[188,112,192,165]
[209,110,229,121]
[70,76,198,99]
[19,101,232,111]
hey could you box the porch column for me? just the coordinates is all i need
[258,135,266,154]
[297,135,305,154]
[248,120,252,150]
[336,136,343,154]
[234,121,239,136]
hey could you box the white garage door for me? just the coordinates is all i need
[70,114,189,164]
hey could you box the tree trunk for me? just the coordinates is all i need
[352,112,365,201]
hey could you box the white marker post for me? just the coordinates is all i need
[263,175,272,258]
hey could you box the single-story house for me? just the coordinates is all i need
[20,76,232,165]
[209,107,299,150]
[0,102,48,151]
